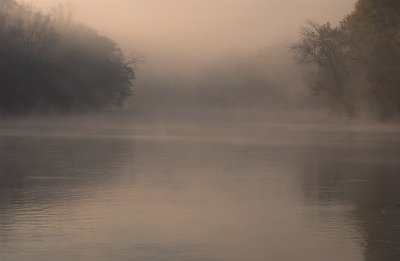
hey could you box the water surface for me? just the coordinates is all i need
[0,121,399,261]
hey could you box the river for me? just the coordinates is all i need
[0,120,399,260]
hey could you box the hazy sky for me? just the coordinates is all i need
[32,0,355,53]
[33,0,356,63]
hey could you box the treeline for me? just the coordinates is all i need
[293,0,400,120]
[195,47,304,109]
[0,0,138,114]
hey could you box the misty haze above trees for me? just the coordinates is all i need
[131,46,306,119]
[3,0,400,122]
[0,0,138,114]
[293,0,400,120]
[195,47,305,109]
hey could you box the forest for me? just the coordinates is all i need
[0,0,137,114]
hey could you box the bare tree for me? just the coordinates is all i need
[292,20,355,116]
[21,12,56,59]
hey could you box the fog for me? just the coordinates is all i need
[2,2,400,261]
[30,0,357,117]
[33,0,355,59]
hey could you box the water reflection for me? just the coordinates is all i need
[0,123,399,260]
[0,135,133,204]
[300,130,400,261]
[0,135,134,255]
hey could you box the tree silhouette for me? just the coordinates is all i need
[293,0,400,120]
[0,0,139,114]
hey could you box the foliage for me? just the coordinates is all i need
[0,0,138,114]
[293,0,400,119]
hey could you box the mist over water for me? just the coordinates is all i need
[1,121,400,260]
[1,0,400,260]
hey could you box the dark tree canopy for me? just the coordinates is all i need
[0,0,138,114]
[293,0,400,120]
